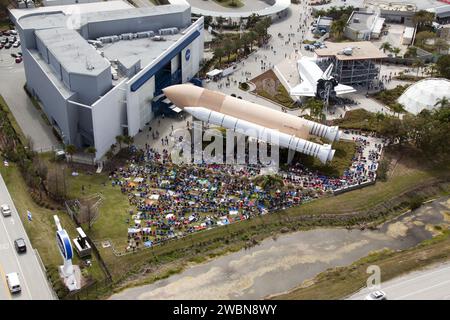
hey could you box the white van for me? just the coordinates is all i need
[6,272,21,294]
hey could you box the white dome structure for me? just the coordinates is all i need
[398,78,450,115]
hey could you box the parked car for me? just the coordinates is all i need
[17,52,22,56]
[5,43,12,49]
[13,41,20,48]
[11,53,17,58]
[15,57,22,63]
[1,38,7,45]
[14,238,27,254]
[1,204,12,217]
[6,273,21,294]
[365,290,387,300]
[9,30,17,35]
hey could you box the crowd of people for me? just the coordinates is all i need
[109,132,383,251]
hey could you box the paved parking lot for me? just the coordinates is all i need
[0,45,59,152]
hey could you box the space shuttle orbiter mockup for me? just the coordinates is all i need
[290,58,356,98]
[163,84,342,163]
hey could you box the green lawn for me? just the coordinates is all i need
[213,0,244,8]
[65,171,131,248]
[0,163,106,286]
[293,140,356,177]
[0,95,27,146]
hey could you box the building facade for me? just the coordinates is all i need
[315,42,387,87]
[10,1,204,160]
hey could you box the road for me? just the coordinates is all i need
[349,262,450,300]
[0,45,59,152]
[0,173,54,300]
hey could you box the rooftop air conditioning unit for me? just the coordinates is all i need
[343,47,353,55]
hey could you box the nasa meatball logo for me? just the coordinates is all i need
[185,49,191,61]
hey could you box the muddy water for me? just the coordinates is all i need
[110,197,450,300]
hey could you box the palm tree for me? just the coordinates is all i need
[240,32,250,55]
[413,59,424,78]
[248,30,257,51]
[105,150,114,162]
[213,47,225,67]
[379,42,392,53]
[64,144,76,162]
[216,16,225,32]
[223,40,234,64]
[434,38,449,54]
[115,135,124,150]
[391,103,405,118]
[330,19,347,40]
[391,47,401,57]
[85,146,97,165]
[434,97,450,109]
[123,135,134,149]
[303,98,325,123]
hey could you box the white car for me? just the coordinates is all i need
[1,204,12,217]
[365,290,387,300]
[6,272,21,294]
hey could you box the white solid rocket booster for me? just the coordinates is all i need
[163,84,340,163]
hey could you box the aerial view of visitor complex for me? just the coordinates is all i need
[1,0,450,305]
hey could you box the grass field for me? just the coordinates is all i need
[272,230,450,299]
[294,140,356,177]
[213,0,244,8]
[65,171,131,249]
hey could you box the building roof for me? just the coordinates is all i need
[101,30,187,71]
[16,5,189,30]
[347,11,378,32]
[189,0,290,18]
[317,16,333,27]
[378,2,417,12]
[398,78,450,115]
[10,0,132,23]
[315,41,388,60]
[36,28,110,76]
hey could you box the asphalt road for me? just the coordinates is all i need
[0,45,59,152]
[0,173,54,300]
[349,262,450,300]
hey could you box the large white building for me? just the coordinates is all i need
[9,1,204,160]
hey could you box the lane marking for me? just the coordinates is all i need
[0,180,33,299]
[0,263,12,300]
[394,279,450,300]
[381,265,450,292]
[0,174,53,299]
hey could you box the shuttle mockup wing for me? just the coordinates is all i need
[335,83,356,95]
[290,82,316,97]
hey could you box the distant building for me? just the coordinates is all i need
[314,16,333,34]
[429,5,450,24]
[9,1,204,160]
[402,26,415,45]
[314,41,387,87]
[15,0,35,8]
[378,2,417,26]
[344,11,385,41]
